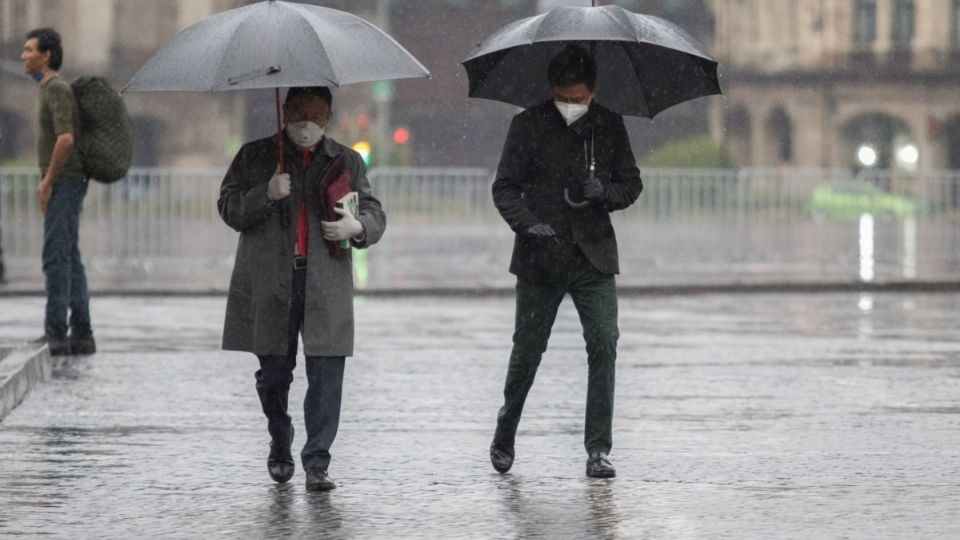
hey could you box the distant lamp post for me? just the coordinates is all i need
[857,145,878,168]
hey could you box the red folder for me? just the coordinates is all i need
[316,155,352,259]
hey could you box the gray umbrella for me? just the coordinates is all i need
[123,0,429,228]
[123,0,429,92]
[461,4,720,118]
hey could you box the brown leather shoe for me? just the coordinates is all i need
[586,451,616,478]
[305,468,336,492]
[489,440,515,474]
[267,427,294,483]
[69,323,96,355]
[36,325,71,356]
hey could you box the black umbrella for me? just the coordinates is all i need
[461,4,720,118]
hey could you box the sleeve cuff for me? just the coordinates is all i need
[351,217,371,247]
[243,183,274,213]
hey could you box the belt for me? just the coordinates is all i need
[293,255,307,270]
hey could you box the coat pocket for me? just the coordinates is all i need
[518,234,570,275]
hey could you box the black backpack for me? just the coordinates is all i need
[71,77,132,183]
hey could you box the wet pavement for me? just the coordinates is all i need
[1,292,960,539]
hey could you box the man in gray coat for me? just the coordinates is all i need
[218,86,385,492]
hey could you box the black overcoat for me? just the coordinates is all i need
[493,101,643,283]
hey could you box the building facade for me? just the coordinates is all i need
[710,0,960,170]
[1,0,714,168]
[0,0,247,167]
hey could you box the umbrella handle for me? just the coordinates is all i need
[564,188,590,209]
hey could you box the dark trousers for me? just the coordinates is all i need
[0,217,5,282]
[495,263,619,455]
[42,176,90,331]
[0,182,5,281]
[256,265,345,472]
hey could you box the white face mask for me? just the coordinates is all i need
[555,101,590,126]
[286,121,325,148]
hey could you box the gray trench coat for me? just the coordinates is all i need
[218,134,385,357]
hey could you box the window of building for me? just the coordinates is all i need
[853,0,877,46]
[891,0,915,47]
[766,108,793,164]
[0,110,28,161]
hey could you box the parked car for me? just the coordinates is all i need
[811,180,917,220]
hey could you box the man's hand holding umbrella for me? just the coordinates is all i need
[267,167,291,202]
[581,173,605,205]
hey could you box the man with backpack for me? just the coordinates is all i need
[21,28,95,356]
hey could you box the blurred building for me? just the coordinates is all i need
[2,0,715,169]
[0,0,247,167]
[385,0,715,167]
[710,0,960,170]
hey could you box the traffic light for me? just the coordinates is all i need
[352,140,372,166]
[393,127,410,145]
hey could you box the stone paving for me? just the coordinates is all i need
[1,292,960,539]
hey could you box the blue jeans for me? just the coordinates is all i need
[42,176,91,331]
[256,266,345,472]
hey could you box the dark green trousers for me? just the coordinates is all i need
[495,266,619,455]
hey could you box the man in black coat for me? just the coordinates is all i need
[489,45,643,478]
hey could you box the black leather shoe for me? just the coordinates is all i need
[305,468,336,492]
[267,427,295,484]
[36,325,71,356]
[69,323,97,355]
[489,440,515,474]
[586,451,616,478]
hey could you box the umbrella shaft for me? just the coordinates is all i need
[275,87,288,231]
[275,87,285,173]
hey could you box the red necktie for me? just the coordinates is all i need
[296,149,311,257]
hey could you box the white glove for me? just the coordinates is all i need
[321,206,364,241]
[267,172,291,201]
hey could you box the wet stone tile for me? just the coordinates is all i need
[1,294,960,538]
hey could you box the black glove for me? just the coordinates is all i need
[525,223,557,238]
[582,174,605,203]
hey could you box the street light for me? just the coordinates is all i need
[896,143,919,170]
[857,145,878,168]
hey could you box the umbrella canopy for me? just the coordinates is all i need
[123,0,429,93]
[121,0,429,231]
[462,5,720,118]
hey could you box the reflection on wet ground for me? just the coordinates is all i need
[1,293,960,538]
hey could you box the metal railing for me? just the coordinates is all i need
[1,165,959,288]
